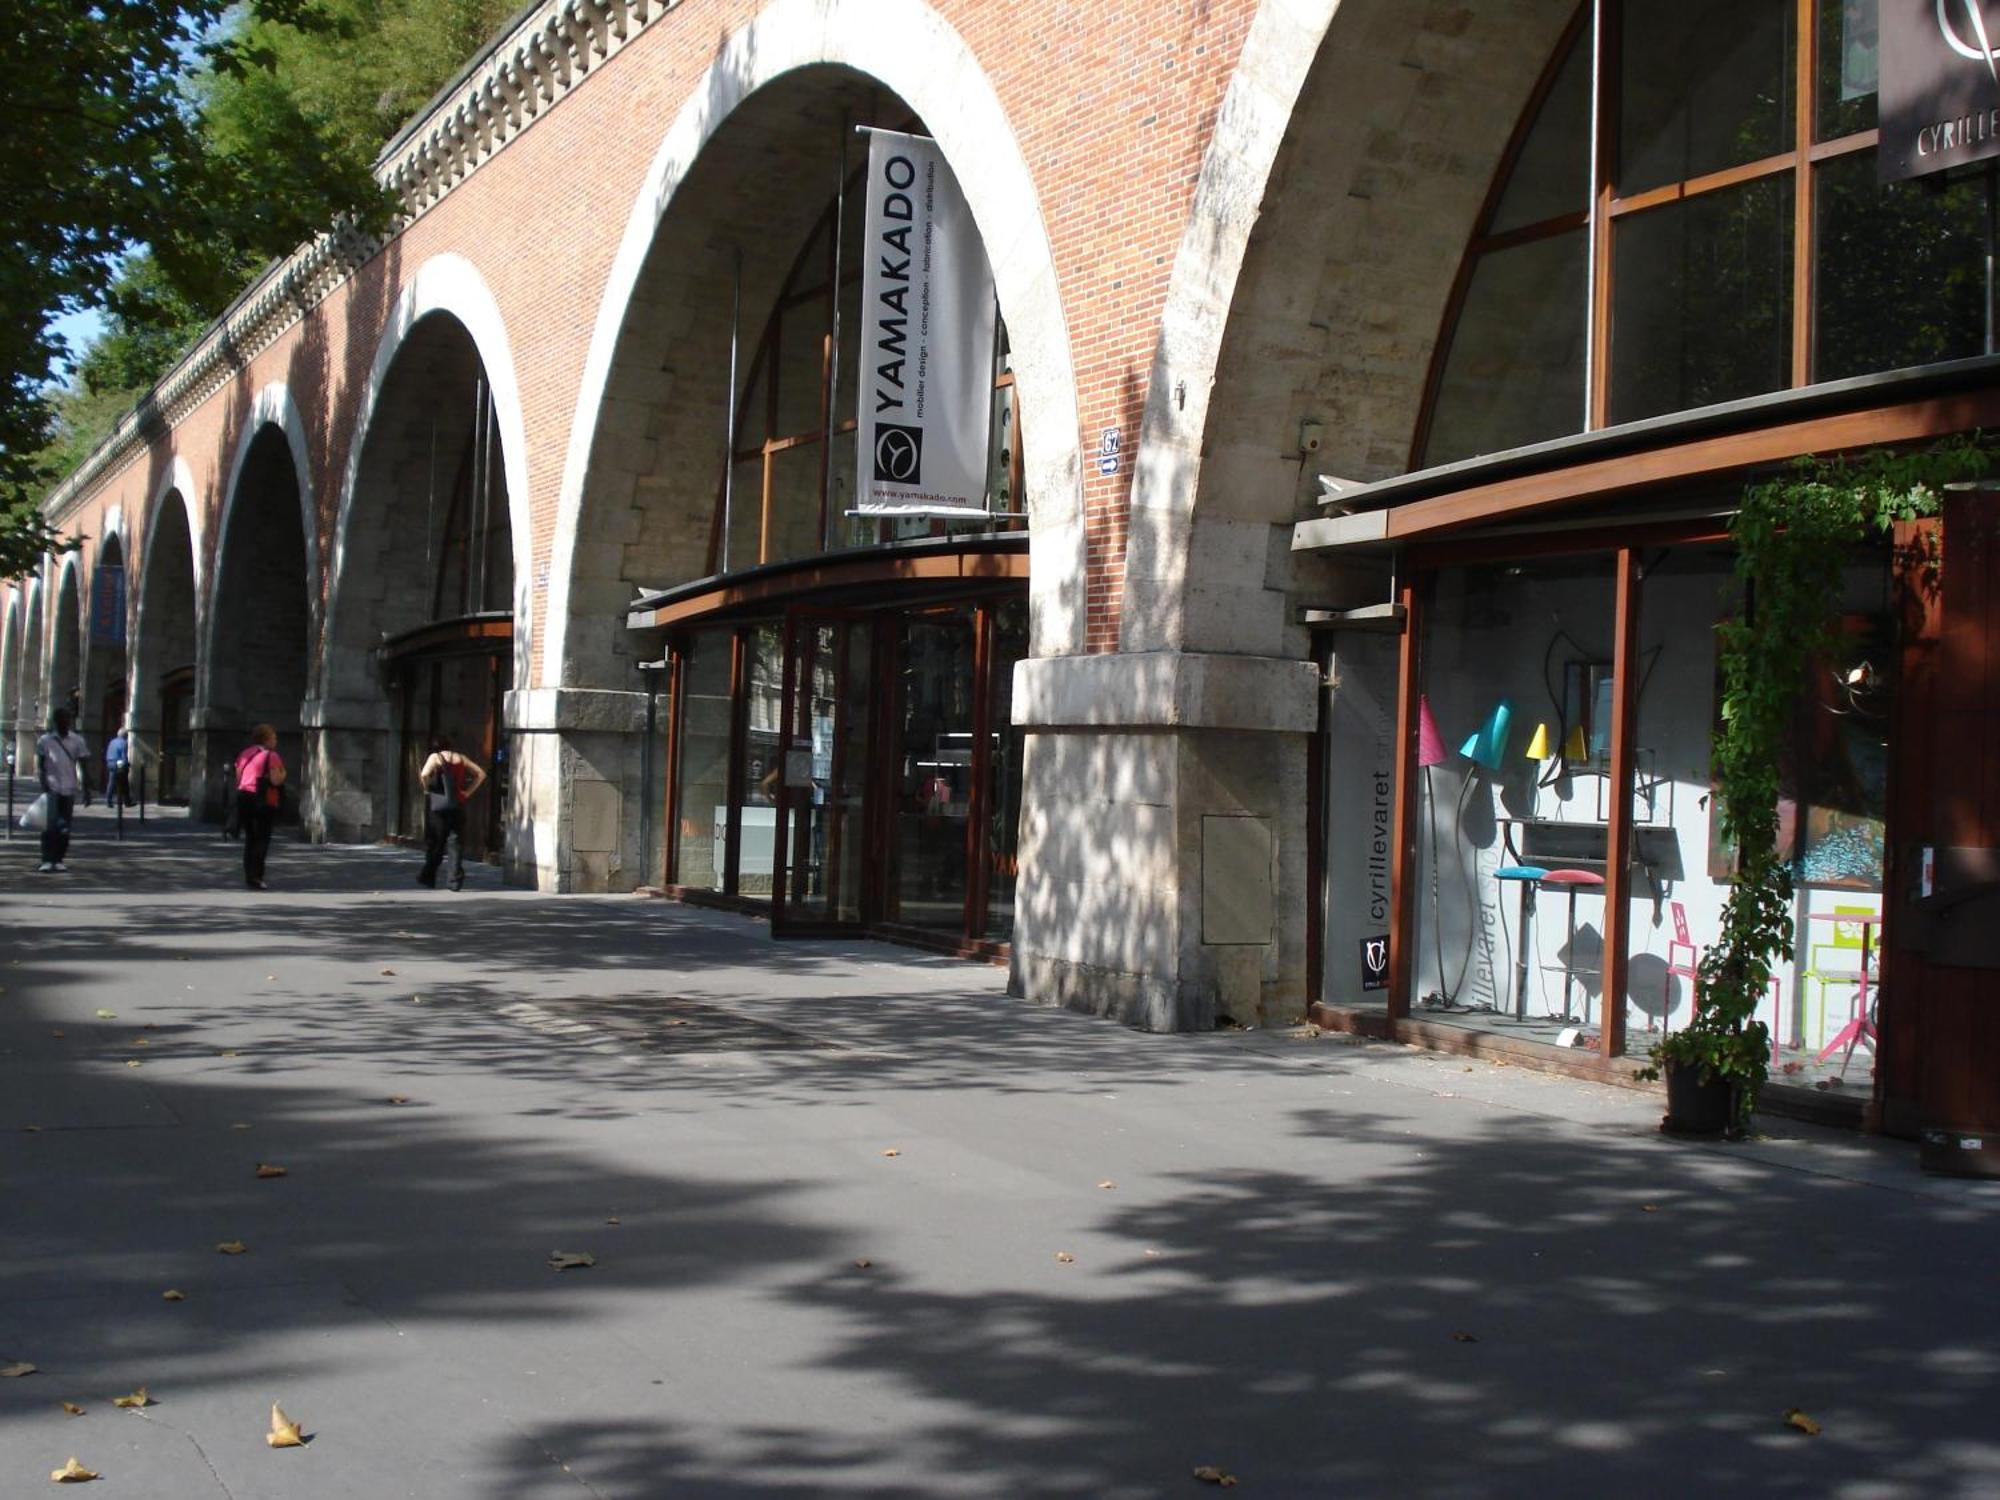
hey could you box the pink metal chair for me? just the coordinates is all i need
[1658,900,1785,1048]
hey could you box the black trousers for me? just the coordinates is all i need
[240,793,274,884]
[421,805,465,886]
[40,794,75,864]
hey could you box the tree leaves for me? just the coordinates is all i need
[547,1251,595,1271]
[1,1361,38,1378]
[109,1389,149,1409]
[49,1456,98,1482]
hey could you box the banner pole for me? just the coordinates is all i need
[823,118,849,552]
[722,246,742,575]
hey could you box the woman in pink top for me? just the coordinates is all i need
[234,724,287,890]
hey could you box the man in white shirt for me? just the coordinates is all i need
[35,707,90,873]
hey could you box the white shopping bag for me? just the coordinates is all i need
[18,793,50,832]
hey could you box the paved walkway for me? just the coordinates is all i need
[1,807,1996,1498]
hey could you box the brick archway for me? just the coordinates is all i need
[1123,0,1572,656]
[318,261,527,848]
[203,410,315,822]
[545,0,1082,695]
[132,465,202,799]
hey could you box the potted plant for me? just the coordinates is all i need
[1640,442,1987,1136]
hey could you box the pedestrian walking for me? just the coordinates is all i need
[105,726,132,809]
[416,735,487,891]
[234,725,287,890]
[34,708,90,873]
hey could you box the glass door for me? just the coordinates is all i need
[773,610,873,932]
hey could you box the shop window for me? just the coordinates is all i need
[1419,0,1990,466]
[1619,0,1795,195]
[733,624,785,900]
[1425,231,1587,465]
[673,628,735,892]
[1814,151,1986,382]
[1608,176,1794,425]
[714,162,1018,574]
[1628,546,1889,1089]
[1411,557,1620,1041]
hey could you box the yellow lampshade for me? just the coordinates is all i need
[1525,723,1551,759]
[1563,724,1588,761]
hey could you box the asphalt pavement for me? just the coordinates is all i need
[1,801,1996,1498]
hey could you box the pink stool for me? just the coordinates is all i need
[1540,869,1604,1024]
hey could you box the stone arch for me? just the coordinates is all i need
[0,587,20,765]
[81,515,131,738]
[1122,0,1574,656]
[318,264,526,847]
[132,470,202,804]
[13,575,43,763]
[546,0,1082,692]
[203,414,315,821]
[323,254,532,699]
[47,552,83,731]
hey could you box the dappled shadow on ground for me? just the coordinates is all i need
[2,826,1996,1498]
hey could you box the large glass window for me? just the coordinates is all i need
[1609,177,1794,424]
[672,629,734,892]
[714,173,1019,574]
[1419,0,1995,466]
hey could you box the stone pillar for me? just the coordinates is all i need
[506,687,655,892]
[188,704,236,823]
[1010,651,1319,1032]
[304,695,394,844]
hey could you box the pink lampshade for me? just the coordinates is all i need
[1416,695,1447,768]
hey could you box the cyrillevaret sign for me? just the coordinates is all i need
[1881,0,2000,180]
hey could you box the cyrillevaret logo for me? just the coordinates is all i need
[1939,0,2000,82]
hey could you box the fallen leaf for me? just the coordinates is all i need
[852,1258,874,1269]
[20,1125,42,1133]
[661,1018,691,1027]
[110,1388,149,1409]
[61,1402,84,1417]
[1642,1204,1659,1213]
[94,1010,115,1019]
[386,1096,409,1106]
[265,975,276,982]
[123,1060,142,1069]
[131,1039,149,1048]
[1,1361,38,1378]
[1142,1249,1163,1259]
[880,1148,901,1158]
[218,1051,240,1059]
[1097,1180,1117,1190]
[548,1251,595,1271]
[379,968,396,977]
[1451,1331,1479,1343]
[228,1123,250,1131]
[49,1456,98,1482]
[411,996,424,1005]
[1784,1407,1822,1436]
[217,1241,247,1255]
[1054,1251,1075,1264]
[161,1291,184,1303]
[254,1164,287,1180]
[143,1024,156,1030]
[1192,1466,1238,1487]
[50,1030,64,1039]
[604,1216,621,1226]
[267,1402,305,1448]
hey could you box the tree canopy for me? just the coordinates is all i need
[4,0,519,576]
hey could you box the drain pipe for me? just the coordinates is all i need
[637,657,668,889]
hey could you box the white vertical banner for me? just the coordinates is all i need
[854,129,997,517]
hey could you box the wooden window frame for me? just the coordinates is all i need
[1416,0,1887,466]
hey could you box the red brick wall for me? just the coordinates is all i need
[42,0,1265,667]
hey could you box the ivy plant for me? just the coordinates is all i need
[1641,438,1990,1127]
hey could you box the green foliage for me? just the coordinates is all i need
[4,0,518,566]
[1643,438,1991,1124]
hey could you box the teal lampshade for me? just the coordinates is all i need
[1459,699,1512,771]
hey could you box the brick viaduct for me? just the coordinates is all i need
[1,0,1574,1028]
